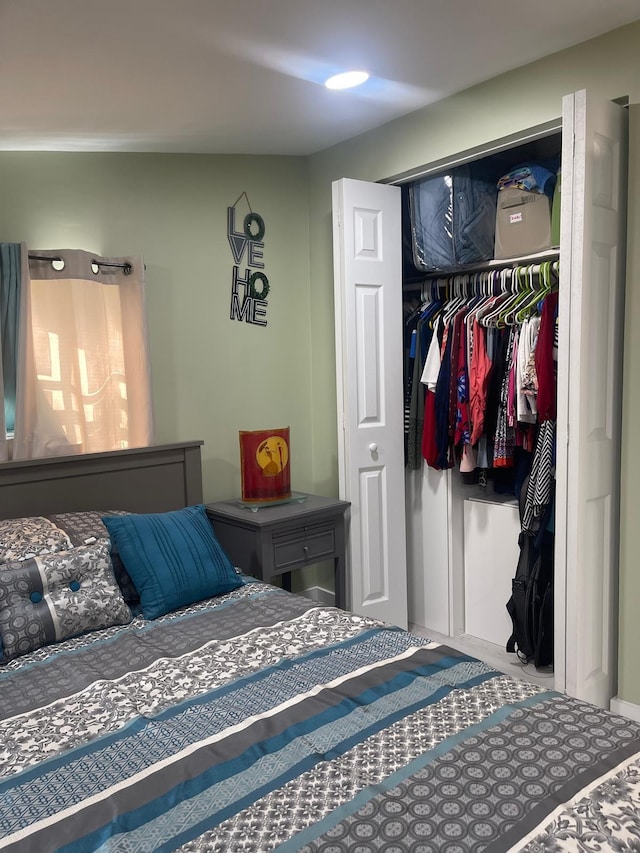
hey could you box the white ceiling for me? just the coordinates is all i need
[2,0,639,156]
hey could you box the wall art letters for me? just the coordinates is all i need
[227,195,269,326]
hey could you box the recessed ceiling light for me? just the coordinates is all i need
[324,71,370,90]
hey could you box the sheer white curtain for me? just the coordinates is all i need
[12,249,153,460]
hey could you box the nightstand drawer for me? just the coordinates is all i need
[272,524,336,572]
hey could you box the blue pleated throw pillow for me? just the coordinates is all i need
[102,505,242,619]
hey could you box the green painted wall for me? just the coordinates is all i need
[305,22,640,703]
[0,153,314,564]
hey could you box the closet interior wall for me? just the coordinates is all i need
[400,130,562,670]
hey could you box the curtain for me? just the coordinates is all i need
[12,249,153,460]
[0,243,27,462]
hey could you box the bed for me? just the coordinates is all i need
[1,442,639,853]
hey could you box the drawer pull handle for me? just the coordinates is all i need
[303,546,309,555]
[369,443,377,453]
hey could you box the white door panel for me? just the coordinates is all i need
[333,178,408,628]
[556,90,627,707]
[406,467,451,635]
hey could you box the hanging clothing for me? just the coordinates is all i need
[434,323,455,469]
[421,316,443,468]
[407,304,440,469]
[493,327,518,468]
[407,262,558,493]
[469,319,492,445]
[447,313,463,448]
[517,316,540,423]
[420,315,443,388]
[483,327,510,452]
[535,290,559,422]
[454,310,471,448]
[407,325,422,469]
[522,420,556,533]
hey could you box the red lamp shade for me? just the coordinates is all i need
[239,427,291,503]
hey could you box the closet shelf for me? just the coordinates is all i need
[464,488,519,508]
[486,247,560,269]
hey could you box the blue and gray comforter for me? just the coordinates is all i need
[1,581,639,852]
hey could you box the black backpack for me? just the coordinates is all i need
[506,476,554,668]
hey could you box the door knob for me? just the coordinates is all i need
[369,443,377,452]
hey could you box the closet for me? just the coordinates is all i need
[332,90,627,709]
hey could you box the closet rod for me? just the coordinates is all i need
[28,254,133,275]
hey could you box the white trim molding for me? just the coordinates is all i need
[300,586,335,607]
[610,696,640,722]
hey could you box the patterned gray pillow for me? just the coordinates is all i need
[0,512,140,609]
[0,541,132,662]
[0,516,72,563]
[46,511,126,548]
[46,511,140,608]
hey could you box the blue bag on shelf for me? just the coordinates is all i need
[409,162,498,271]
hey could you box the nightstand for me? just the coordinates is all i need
[205,493,350,609]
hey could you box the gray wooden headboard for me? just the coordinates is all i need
[0,441,204,520]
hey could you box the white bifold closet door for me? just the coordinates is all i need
[554,90,627,708]
[332,178,408,630]
[332,90,627,708]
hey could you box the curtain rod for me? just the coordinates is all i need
[28,254,133,275]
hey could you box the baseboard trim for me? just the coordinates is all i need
[610,696,640,722]
[300,585,335,607]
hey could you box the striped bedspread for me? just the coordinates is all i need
[1,580,639,852]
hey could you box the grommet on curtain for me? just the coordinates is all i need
[28,255,65,271]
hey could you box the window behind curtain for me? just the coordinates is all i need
[10,249,153,461]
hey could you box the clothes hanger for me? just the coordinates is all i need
[514,261,553,323]
[495,264,532,327]
[442,274,466,325]
[420,281,444,326]
[472,270,500,323]
[502,264,540,326]
[466,272,484,309]
[464,272,488,327]
[474,269,501,325]
[479,267,515,326]
[427,280,447,327]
